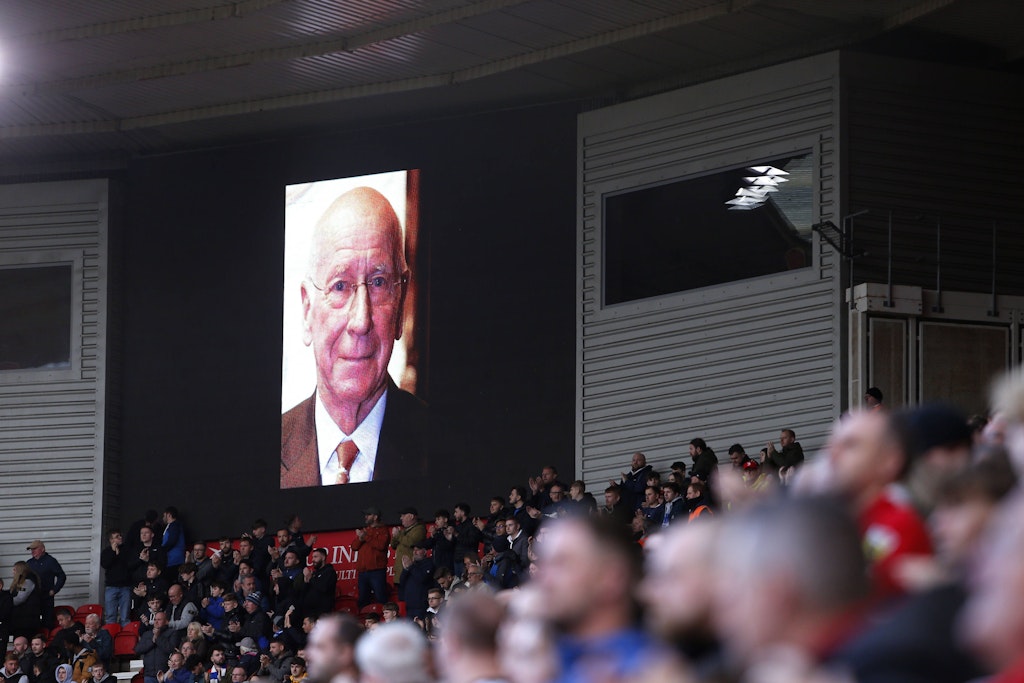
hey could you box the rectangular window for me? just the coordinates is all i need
[603,152,813,305]
[0,264,73,371]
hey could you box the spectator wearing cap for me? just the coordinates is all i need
[865,386,885,411]
[898,403,975,515]
[234,638,260,678]
[389,508,425,601]
[351,507,391,608]
[25,540,65,629]
[399,542,436,620]
[239,593,271,651]
[300,547,337,620]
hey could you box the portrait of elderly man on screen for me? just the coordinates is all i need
[281,186,429,489]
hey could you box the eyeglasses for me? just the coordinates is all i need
[309,272,408,309]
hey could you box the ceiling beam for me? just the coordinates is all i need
[4,0,287,44]
[0,0,761,137]
[6,0,532,96]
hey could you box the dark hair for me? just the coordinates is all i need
[291,658,306,668]
[781,429,796,439]
[661,481,681,495]
[690,438,707,450]
[107,528,122,538]
[605,484,622,495]
[688,480,707,496]
[179,562,197,575]
[252,518,268,529]
[454,502,471,516]
[442,592,505,653]
[728,443,745,455]
[164,506,178,518]
[865,387,883,402]
[382,602,399,613]
[433,509,450,520]
[490,496,504,506]
[938,452,1017,505]
[184,655,203,671]
[434,566,452,580]
[510,486,529,499]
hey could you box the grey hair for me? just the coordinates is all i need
[354,621,430,683]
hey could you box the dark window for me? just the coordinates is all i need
[0,264,72,371]
[603,152,813,305]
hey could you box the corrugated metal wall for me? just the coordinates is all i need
[577,54,843,487]
[0,179,109,607]
[843,54,1024,297]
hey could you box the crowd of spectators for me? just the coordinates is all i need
[8,377,1024,683]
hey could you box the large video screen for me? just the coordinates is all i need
[281,170,425,489]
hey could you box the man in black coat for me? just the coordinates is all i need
[300,548,337,620]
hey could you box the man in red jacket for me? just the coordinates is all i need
[351,507,391,608]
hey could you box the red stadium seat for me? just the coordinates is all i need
[75,604,103,621]
[119,621,141,636]
[396,601,407,617]
[113,631,139,658]
[359,603,383,616]
[334,595,358,615]
[101,623,121,638]
[131,672,144,683]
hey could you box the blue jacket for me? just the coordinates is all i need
[163,521,186,567]
[27,553,66,594]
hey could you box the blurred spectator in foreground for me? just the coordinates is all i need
[305,614,362,683]
[436,592,507,683]
[714,496,869,681]
[534,516,678,683]
[354,621,431,683]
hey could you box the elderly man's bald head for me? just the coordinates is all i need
[309,186,406,277]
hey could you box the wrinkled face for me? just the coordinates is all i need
[231,668,247,683]
[549,487,564,502]
[465,568,483,585]
[412,547,427,562]
[242,577,256,593]
[86,615,100,633]
[244,599,258,613]
[153,612,167,630]
[400,512,415,528]
[301,189,406,412]
[30,546,44,560]
[13,637,28,655]
[168,586,182,605]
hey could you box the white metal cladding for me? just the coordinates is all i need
[576,53,842,488]
[0,178,109,607]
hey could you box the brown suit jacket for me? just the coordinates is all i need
[280,383,430,489]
